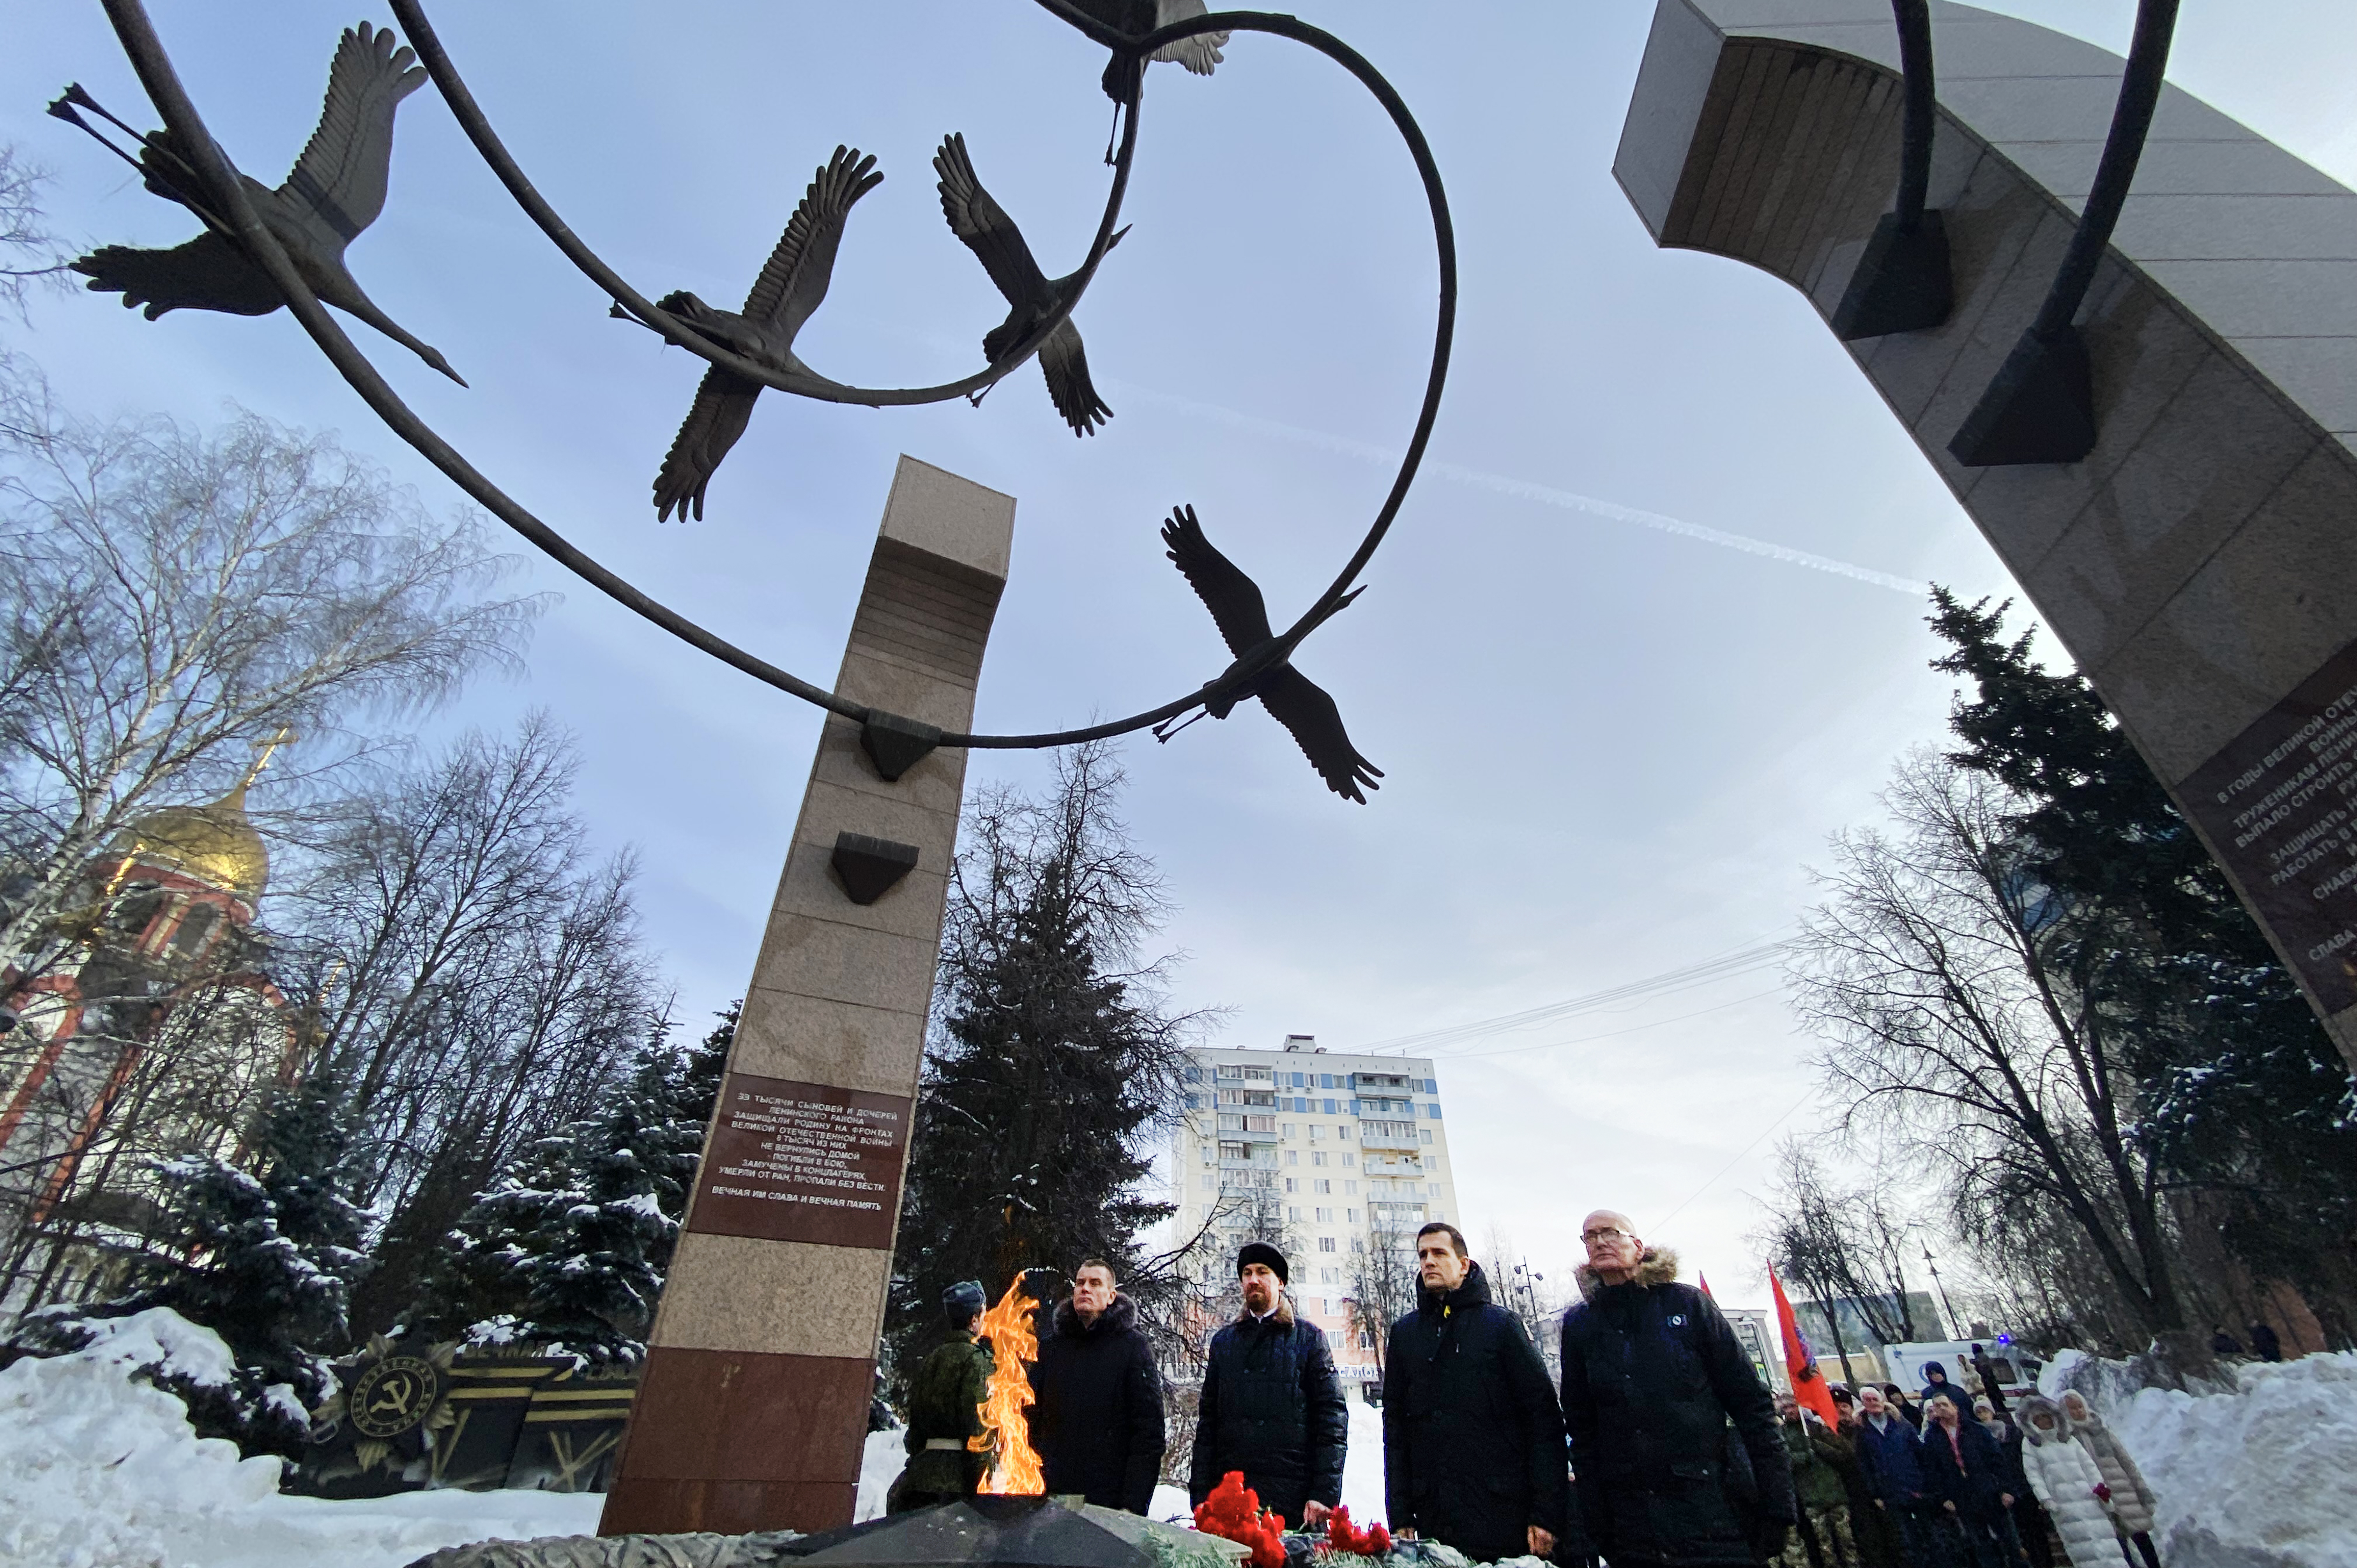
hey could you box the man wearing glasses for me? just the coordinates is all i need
[1560,1211,1796,1568]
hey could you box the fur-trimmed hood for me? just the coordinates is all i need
[1233,1291,1297,1328]
[1574,1245,1680,1300]
[1052,1289,1139,1339]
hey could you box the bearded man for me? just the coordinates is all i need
[1188,1242,1346,1527]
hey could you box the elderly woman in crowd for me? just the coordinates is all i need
[2015,1397,2113,1567]
[2059,1391,2161,1568]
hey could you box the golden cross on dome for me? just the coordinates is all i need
[241,727,294,789]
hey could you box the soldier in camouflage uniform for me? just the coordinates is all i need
[888,1280,996,1512]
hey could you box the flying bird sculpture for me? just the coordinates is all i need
[1061,0,1230,157]
[934,133,1118,438]
[1158,505,1382,803]
[51,24,464,385]
[641,145,883,522]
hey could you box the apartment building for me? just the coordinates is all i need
[1172,1033,1455,1394]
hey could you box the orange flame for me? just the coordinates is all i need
[968,1273,1045,1494]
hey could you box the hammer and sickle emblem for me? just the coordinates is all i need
[349,1354,440,1438]
[368,1372,417,1418]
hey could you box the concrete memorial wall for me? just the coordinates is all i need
[600,456,1015,1536]
[1616,0,2357,1069]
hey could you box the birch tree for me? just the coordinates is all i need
[0,379,537,984]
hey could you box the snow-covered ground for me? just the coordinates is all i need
[0,1310,602,1568]
[47,1310,2348,1568]
[2046,1348,2357,1568]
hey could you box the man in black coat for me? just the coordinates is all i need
[1028,1258,1166,1513]
[1917,1393,2012,1568]
[1559,1210,1796,1568]
[1383,1222,1570,1565]
[1188,1241,1347,1528]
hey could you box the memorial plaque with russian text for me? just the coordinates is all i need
[2180,640,2357,1015]
[689,1074,911,1250]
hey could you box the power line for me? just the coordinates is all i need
[1432,988,1782,1063]
[1643,1086,1816,1236]
[1356,931,1798,1058]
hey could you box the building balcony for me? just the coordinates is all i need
[1359,1128,1423,1151]
[1362,1155,1423,1176]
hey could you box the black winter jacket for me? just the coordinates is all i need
[1028,1291,1166,1513]
[1559,1250,1796,1568]
[1187,1296,1347,1524]
[1918,1418,2009,1523]
[1382,1263,1571,1565]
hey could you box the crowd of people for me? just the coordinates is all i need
[885,1215,2168,1568]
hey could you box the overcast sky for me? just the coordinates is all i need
[6,1,2353,1319]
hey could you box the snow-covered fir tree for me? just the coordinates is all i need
[6,1075,371,1457]
[412,1031,714,1364]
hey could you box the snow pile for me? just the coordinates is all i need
[2045,1349,2357,1568]
[854,1425,908,1522]
[0,1308,600,1568]
[1340,1401,1385,1523]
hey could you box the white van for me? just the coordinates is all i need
[1882,1340,2043,1402]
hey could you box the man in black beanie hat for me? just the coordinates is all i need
[888,1280,995,1512]
[1188,1242,1347,1528]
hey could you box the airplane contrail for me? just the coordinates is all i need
[1106,381,1930,597]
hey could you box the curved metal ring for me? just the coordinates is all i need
[95,1,1454,754]
[385,0,1140,411]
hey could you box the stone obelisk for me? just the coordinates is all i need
[601,455,1013,1537]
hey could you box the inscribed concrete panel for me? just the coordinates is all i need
[602,456,1012,1536]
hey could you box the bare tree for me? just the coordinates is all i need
[0,145,74,319]
[1756,1144,1864,1383]
[0,718,659,1329]
[1789,753,2188,1339]
[1482,1223,1565,1377]
[0,378,538,989]
[272,719,661,1335]
[1346,1220,1419,1379]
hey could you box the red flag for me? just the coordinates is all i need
[1698,1272,1715,1300]
[1769,1266,1839,1426]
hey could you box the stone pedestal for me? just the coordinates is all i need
[600,456,1014,1537]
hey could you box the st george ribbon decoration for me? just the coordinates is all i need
[54,0,1458,802]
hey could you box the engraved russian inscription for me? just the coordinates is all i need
[688,1072,912,1250]
[2180,639,2357,1016]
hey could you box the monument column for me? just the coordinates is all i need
[601,455,1014,1537]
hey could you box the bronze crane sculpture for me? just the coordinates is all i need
[52,24,464,385]
[1157,505,1382,803]
[1060,0,1231,159]
[641,145,884,522]
[934,132,1119,438]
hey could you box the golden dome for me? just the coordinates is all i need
[122,782,269,903]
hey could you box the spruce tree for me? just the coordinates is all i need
[887,744,1198,1374]
[1928,590,2357,1314]
[8,1075,372,1457]
[412,1041,705,1363]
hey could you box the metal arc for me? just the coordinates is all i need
[92,2,1455,757]
[385,0,1140,410]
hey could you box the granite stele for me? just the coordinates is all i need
[1617,0,2357,1070]
[598,456,1014,1538]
